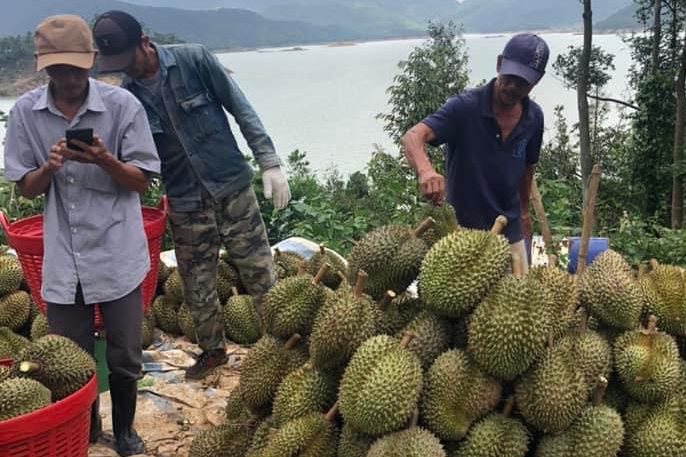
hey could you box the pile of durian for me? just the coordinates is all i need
[188,203,686,457]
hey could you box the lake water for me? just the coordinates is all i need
[0,33,633,177]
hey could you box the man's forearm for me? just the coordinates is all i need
[520,165,535,215]
[99,155,150,193]
[17,164,55,199]
[402,129,434,174]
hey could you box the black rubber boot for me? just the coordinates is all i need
[109,375,145,457]
[89,396,102,444]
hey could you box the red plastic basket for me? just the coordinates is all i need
[0,197,168,329]
[0,373,97,457]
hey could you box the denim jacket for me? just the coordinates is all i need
[122,44,281,211]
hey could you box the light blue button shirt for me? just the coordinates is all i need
[3,79,161,304]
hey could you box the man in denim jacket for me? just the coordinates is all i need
[93,10,290,379]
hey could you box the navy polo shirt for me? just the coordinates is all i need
[422,79,543,243]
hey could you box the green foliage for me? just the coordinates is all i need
[553,45,616,92]
[610,212,686,267]
[0,32,34,81]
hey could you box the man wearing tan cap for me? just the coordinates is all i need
[3,14,160,457]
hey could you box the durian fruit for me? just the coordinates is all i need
[224,287,262,345]
[418,216,510,318]
[163,269,184,308]
[535,377,624,457]
[272,363,338,424]
[367,426,446,457]
[273,248,306,280]
[309,271,382,370]
[141,310,155,349]
[238,334,308,414]
[417,202,459,247]
[0,291,31,331]
[217,259,242,304]
[347,218,434,300]
[0,377,52,421]
[30,312,49,341]
[377,291,421,336]
[556,307,611,393]
[514,338,588,434]
[451,315,470,350]
[151,295,181,335]
[622,394,686,457]
[0,327,30,359]
[177,303,197,343]
[578,249,643,330]
[468,275,553,380]
[451,398,530,457]
[225,387,253,423]
[13,334,96,401]
[188,420,257,457]
[157,262,173,290]
[0,255,24,296]
[640,260,686,336]
[337,422,375,457]
[262,263,329,338]
[259,405,339,457]
[421,349,502,441]
[398,310,451,370]
[339,333,423,436]
[306,245,348,289]
[613,315,682,403]
[528,265,577,341]
[0,365,9,382]
[245,415,281,457]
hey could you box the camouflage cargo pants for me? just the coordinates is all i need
[168,185,276,351]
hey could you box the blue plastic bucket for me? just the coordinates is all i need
[567,237,609,274]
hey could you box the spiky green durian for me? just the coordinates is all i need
[515,341,588,433]
[224,289,262,345]
[622,401,686,457]
[468,275,553,380]
[578,249,643,330]
[177,302,197,343]
[338,334,423,436]
[528,265,577,341]
[217,259,242,304]
[347,221,431,300]
[163,269,184,308]
[273,249,306,280]
[640,261,686,336]
[259,411,339,457]
[377,292,421,336]
[0,377,52,421]
[0,365,10,383]
[0,327,30,359]
[306,245,348,289]
[0,255,24,296]
[418,225,510,318]
[13,334,95,401]
[417,202,459,248]
[30,312,49,341]
[398,311,451,370]
[0,291,31,331]
[337,422,375,457]
[245,415,281,457]
[421,349,501,441]
[151,295,180,335]
[263,269,328,338]
[272,363,338,424]
[367,427,446,457]
[141,310,155,349]
[613,317,682,403]
[239,335,309,414]
[188,420,257,457]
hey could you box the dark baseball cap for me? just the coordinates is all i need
[92,10,143,73]
[500,33,550,85]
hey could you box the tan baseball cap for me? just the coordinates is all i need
[34,15,97,71]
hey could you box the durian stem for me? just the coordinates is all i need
[638,263,647,279]
[592,376,609,406]
[297,262,307,275]
[231,287,240,297]
[378,290,397,311]
[284,334,302,350]
[312,263,331,285]
[548,254,558,267]
[576,164,603,276]
[502,397,515,418]
[641,315,658,335]
[649,259,659,271]
[409,407,419,428]
[413,217,435,238]
[399,330,415,349]
[530,178,555,256]
[274,248,282,257]
[354,270,368,298]
[19,361,40,374]
[337,271,348,285]
[325,402,339,422]
[490,215,508,235]
[319,244,326,255]
[512,252,524,278]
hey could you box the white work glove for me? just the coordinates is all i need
[262,166,291,210]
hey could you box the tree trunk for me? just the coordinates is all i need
[652,0,662,72]
[579,0,593,206]
[671,30,686,229]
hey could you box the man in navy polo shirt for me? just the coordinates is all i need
[402,33,549,274]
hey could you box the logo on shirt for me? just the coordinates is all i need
[512,139,528,160]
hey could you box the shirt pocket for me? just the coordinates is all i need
[82,164,119,194]
[178,92,221,141]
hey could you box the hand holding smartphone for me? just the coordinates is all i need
[65,128,94,152]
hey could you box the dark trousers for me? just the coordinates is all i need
[46,284,143,381]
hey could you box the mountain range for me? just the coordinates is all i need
[0,0,641,49]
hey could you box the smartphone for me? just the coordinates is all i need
[65,128,93,152]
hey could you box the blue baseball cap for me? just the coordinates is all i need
[500,33,549,85]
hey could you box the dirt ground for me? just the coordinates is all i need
[88,331,248,457]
